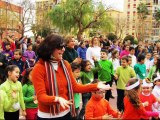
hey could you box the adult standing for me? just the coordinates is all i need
[63,35,81,64]
[86,37,101,66]
[32,34,111,120]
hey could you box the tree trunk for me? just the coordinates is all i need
[77,30,84,41]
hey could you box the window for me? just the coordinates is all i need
[128,4,130,8]
[133,4,136,8]
[133,11,136,16]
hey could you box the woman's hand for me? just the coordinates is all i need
[55,97,72,109]
[97,82,111,91]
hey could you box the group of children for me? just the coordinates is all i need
[70,47,160,119]
[0,65,37,120]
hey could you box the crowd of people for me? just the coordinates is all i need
[0,33,160,120]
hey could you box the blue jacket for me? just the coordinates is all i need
[77,47,87,60]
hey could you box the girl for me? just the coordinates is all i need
[123,78,159,119]
[139,79,159,119]
[22,68,38,120]
[23,44,36,67]
[109,50,120,72]
[0,65,26,120]
[0,90,13,119]
[79,58,102,119]
[148,57,160,81]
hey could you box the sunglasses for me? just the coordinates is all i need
[56,43,65,50]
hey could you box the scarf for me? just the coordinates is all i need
[45,60,76,117]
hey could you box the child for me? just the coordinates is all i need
[114,56,136,112]
[134,54,146,81]
[22,68,38,120]
[144,52,152,75]
[152,75,160,112]
[129,47,136,67]
[127,56,132,67]
[139,79,159,119]
[71,62,81,119]
[2,42,13,61]
[123,78,159,119]
[109,49,120,73]
[0,90,13,119]
[9,49,29,81]
[23,44,36,67]
[85,79,119,119]
[98,49,114,100]
[79,58,101,119]
[0,65,26,120]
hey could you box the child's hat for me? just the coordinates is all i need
[154,76,160,82]
[141,80,153,87]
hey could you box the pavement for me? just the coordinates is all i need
[109,82,117,110]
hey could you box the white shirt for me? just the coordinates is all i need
[129,54,137,68]
[86,46,101,66]
[109,58,120,71]
[145,59,152,70]
[152,85,160,112]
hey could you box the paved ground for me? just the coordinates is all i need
[109,82,117,110]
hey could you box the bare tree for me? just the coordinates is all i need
[7,0,35,36]
[114,17,127,39]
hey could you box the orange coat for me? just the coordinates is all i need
[32,59,98,113]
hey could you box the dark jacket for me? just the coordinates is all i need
[63,47,78,63]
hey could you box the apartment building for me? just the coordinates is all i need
[0,0,23,39]
[124,0,160,41]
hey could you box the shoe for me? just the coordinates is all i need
[110,95,115,99]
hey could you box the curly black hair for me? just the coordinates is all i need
[37,34,64,61]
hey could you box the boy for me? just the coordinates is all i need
[129,47,136,67]
[114,56,136,112]
[134,54,146,81]
[9,49,29,81]
[71,62,81,119]
[98,49,114,100]
[85,79,120,119]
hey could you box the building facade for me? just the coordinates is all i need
[0,0,23,39]
[124,0,160,41]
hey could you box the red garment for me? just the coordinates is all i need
[26,108,38,120]
[120,50,130,59]
[123,96,148,119]
[139,93,156,119]
[2,42,16,51]
[139,93,156,111]
[32,59,98,114]
[85,96,118,119]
